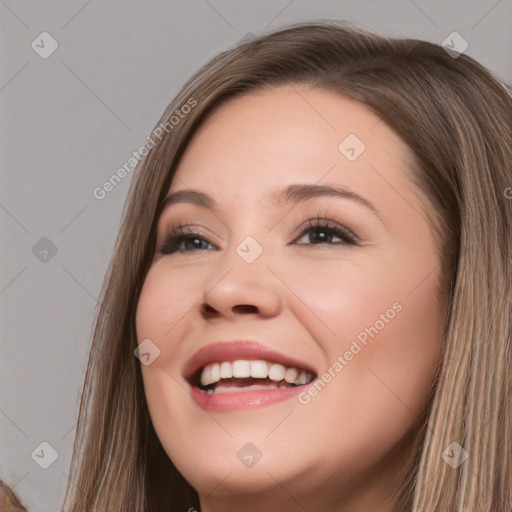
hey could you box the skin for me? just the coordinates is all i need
[135,86,449,512]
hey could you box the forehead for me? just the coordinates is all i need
[169,86,415,208]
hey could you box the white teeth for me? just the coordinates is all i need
[220,361,233,379]
[198,359,313,388]
[284,367,298,384]
[232,360,251,378]
[201,365,213,386]
[250,360,268,379]
[210,363,220,383]
[268,363,286,381]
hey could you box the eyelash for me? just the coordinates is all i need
[159,218,359,255]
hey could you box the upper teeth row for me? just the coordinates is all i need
[199,360,312,387]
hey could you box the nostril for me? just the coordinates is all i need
[232,304,258,314]
[202,304,217,315]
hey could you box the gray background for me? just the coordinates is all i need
[1,1,511,510]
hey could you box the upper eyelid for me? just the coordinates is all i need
[295,217,356,234]
[158,190,384,240]
[160,218,351,238]
[159,206,355,233]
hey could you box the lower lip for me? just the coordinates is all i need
[189,383,311,412]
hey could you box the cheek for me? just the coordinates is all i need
[136,264,199,341]
[285,280,443,478]
[135,267,206,470]
[281,253,444,437]
[135,266,199,404]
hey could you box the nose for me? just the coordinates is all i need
[200,253,284,320]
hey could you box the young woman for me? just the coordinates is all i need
[61,21,511,512]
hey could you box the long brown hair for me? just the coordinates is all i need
[61,21,512,512]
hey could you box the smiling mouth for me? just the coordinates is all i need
[193,359,316,395]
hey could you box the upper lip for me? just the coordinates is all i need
[183,340,317,384]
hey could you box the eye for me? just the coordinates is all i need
[159,225,217,255]
[159,218,358,256]
[290,219,358,246]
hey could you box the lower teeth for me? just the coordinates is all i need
[200,379,300,395]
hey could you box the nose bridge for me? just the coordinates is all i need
[201,227,282,318]
[221,204,271,267]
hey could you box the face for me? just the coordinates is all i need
[136,87,448,512]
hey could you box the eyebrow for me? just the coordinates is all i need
[162,183,382,221]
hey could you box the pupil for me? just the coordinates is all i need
[185,237,203,250]
[311,229,330,243]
